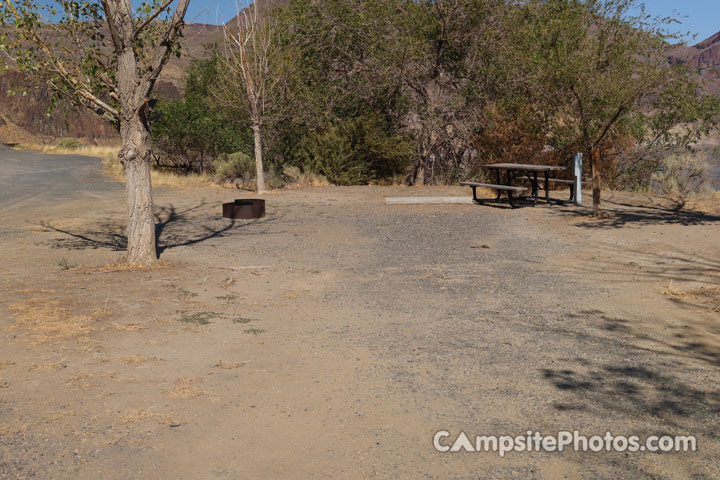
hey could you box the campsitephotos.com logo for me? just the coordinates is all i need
[433,430,697,457]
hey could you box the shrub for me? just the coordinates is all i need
[54,138,84,151]
[652,152,716,201]
[299,171,331,186]
[282,165,302,183]
[296,114,414,185]
[266,173,287,190]
[212,151,255,183]
[151,52,249,173]
[297,125,367,185]
[102,151,124,178]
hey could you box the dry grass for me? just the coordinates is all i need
[214,360,245,369]
[120,355,158,365]
[296,172,331,187]
[110,323,149,332]
[686,192,720,215]
[0,361,15,370]
[75,260,169,274]
[659,280,685,298]
[8,300,103,344]
[660,281,720,312]
[44,144,120,158]
[692,286,720,312]
[102,154,219,189]
[28,362,63,371]
[151,169,218,189]
[116,409,176,425]
[43,410,78,423]
[13,288,56,295]
[66,372,117,390]
[166,378,208,399]
[281,171,331,189]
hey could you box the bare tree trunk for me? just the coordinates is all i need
[252,122,267,194]
[414,163,426,186]
[591,147,602,218]
[118,44,155,266]
[120,115,156,266]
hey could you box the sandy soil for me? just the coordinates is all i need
[0,155,719,479]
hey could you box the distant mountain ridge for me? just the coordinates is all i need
[669,31,720,95]
[1,20,719,145]
[0,22,222,144]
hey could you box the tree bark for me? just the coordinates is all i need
[120,114,156,266]
[118,44,156,266]
[252,122,267,194]
[414,164,426,186]
[591,147,602,218]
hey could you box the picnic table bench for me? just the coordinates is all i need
[516,175,590,202]
[460,182,528,208]
[462,163,567,207]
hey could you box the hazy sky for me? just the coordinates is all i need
[629,0,719,43]
[188,0,718,44]
[33,1,719,45]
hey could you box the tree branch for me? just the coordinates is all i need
[138,0,190,98]
[2,0,120,120]
[594,103,626,149]
[133,0,175,39]
[100,0,124,51]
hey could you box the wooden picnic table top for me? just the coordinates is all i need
[481,163,566,172]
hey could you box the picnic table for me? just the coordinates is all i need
[461,163,567,208]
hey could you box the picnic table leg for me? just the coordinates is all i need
[506,170,520,208]
[532,172,539,206]
[471,186,481,204]
[544,172,550,203]
[494,170,502,201]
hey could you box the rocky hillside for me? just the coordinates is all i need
[0,23,222,145]
[1,21,719,146]
[669,31,720,96]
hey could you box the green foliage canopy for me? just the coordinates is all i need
[151,53,250,173]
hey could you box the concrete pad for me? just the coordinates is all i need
[385,196,474,205]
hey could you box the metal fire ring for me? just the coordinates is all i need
[222,199,266,219]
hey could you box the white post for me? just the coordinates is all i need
[573,153,583,206]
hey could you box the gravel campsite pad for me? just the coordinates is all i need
[1,152,719,479]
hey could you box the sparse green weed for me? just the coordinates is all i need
[179,311,221,325]
[57,258,77,271]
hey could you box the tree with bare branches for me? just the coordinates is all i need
[0,0,190,265]
[219,0,282,194]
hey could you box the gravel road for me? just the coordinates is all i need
[0,146,123,215]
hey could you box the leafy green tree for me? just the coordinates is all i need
[272,0,513,184]
[514,0,719,216]
[151,53,249,173]
[297,113,415,185]
[0,0,190,265]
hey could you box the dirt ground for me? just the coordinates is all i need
[0,152,719,479]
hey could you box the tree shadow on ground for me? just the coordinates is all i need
[568,310,720,368]
[543,363,720,426]
[557,241,720,287]
[539,309,720,429]
[556,195,720,228]
[40,202,276,256]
